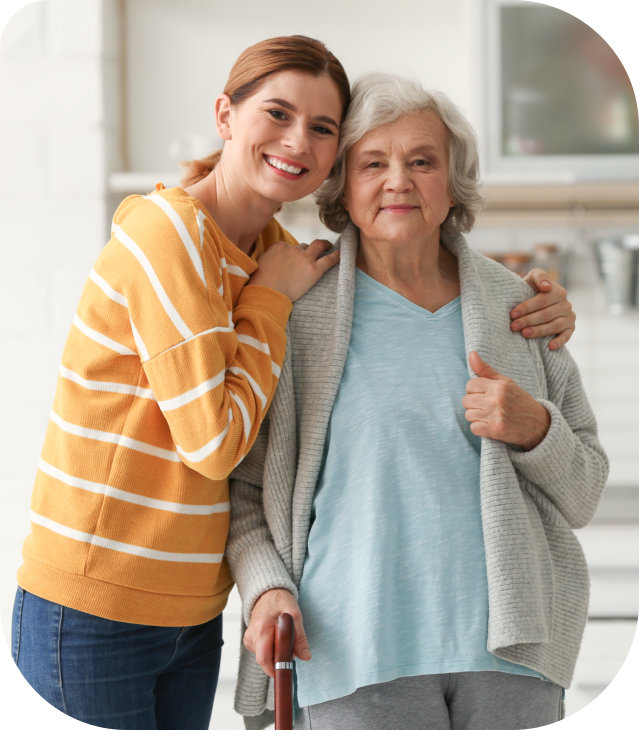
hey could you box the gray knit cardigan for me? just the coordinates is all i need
[227,224,609,729]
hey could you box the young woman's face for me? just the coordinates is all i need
[219,70,343,204]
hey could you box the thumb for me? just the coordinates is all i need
[524,267,552,293]
[469,351,504,380]
[293,615,311,661]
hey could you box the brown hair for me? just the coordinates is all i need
[180,35,350,186]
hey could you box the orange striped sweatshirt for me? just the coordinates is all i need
[17,185,295,627]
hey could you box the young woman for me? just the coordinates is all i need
[12,35,573,730]
[11,35,349,730]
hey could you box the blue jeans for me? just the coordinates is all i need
[11,588,223,729]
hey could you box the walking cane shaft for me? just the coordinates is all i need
[274,612,295,730]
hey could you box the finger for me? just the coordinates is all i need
[511,302,574,332]
[522,267,553,293]
[464,407,487,423]
[469,351,504,381]
[519,322,574,340]
[465,377,491,394]
[548,330,572,350]
[462,393,486,410]
[510,287,567,320]
[305,238,333,256]
[313,249,340,273]
[254,627,276,678]
[293,617,311,662]
[296,242,309,250]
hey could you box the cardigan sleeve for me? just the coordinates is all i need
[227,419,298,626]
[100,192,293,481]
[507,343,609,529]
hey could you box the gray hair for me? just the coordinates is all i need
[315,72,484,236]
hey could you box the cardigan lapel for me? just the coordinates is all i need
[289,225,358,582]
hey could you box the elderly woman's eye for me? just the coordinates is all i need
[414,158,431,166]
[268,109,287,121]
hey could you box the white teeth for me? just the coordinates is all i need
[266,156,304,175]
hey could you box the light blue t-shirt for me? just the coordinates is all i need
[295,270,545,708]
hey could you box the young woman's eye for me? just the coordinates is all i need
[312,124,334,136]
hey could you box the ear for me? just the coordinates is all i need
[215,94,233,141]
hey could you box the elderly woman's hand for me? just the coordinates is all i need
[510,268,576,350]
[243,588,311,678]
[463,352,550,451]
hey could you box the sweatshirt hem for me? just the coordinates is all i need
[18,559,232,627]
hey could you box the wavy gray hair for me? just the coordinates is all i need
[315,72,484,237]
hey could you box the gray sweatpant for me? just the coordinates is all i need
[294,671,564,730]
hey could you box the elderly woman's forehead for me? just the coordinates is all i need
[353,110,448,146]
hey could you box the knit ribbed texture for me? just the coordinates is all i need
[227,224,608,727]
[18,186,294,627]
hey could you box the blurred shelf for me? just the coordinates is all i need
[108,171,180,193]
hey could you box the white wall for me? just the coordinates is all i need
[0,0,122,641]
[123,0,478,173]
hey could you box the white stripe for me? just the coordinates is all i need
[147,193,207,288]
[30,511,223,563]
[163,323,234,355]
[89,269,128,307]
[230,391,252,444]
[220,257,249,280]
[38,460,229,516]
[236,333,280,378]
[237,333,271,356]
[196,208,206,250]
[112,223,193,339]
[227,264,250,278]
[130,320,150,361]
[177,408,233,463]
[73,314,137,356]
[50,410,180,462]
[228,366,267,409]
[157,370,225,412]
[59,366,154,400]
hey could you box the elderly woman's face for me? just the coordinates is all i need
[342,110,454,246]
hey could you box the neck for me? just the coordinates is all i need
[184,167,279,254]
[357,232,460,311]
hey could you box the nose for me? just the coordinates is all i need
[282,122,311,155]
[384,161,413,193]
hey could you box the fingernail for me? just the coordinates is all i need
[511,310,520,319]
[522,327,533,337]
[301,649,311,659]
[511,321,522,331]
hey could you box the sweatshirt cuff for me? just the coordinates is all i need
[236,285,293,328]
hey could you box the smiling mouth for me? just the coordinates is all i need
[264,155,308,176]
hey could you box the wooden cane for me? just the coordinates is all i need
[274,612,295,730]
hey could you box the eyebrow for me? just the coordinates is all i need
[357,144,441,157]
[263,98,340,129]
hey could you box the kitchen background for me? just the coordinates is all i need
[0,0,637,728]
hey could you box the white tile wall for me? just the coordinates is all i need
[0,0,120,650]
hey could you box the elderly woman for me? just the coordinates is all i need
[227,73,608,730]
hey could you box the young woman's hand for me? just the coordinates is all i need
[463,351,550,451]
[510,268,576,350]
[243,588,311,678]
[249,239,339,302]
